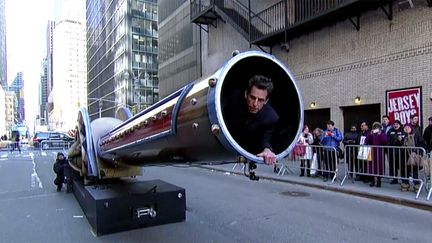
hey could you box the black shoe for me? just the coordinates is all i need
[376,180,381,188]
[56,187,61,192]
[299,174,304,177]
[273,166,280,173]
[369,180,375,187]
[390,179,398,184]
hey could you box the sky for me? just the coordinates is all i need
[5,0,54,128]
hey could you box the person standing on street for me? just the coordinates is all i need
[53,152,72,193]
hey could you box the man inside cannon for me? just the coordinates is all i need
[225,75,279,165]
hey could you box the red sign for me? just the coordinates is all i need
[386,87,422,126]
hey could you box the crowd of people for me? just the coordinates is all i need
[290,114,431,192]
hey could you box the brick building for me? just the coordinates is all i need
[177,0,432,133]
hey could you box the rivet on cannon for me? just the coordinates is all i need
[208,78,217,87]
[115,134,119,140]
[192,122,199,129]
[134,124,140,130]
[211,124,220,135]
[190,98,197,106]
[152,115,157,121]
[161,110,168,118]
[142,120,148,127]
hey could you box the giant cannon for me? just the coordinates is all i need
[69,50,304,182]
[68,50,304,235]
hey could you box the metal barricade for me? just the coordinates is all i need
[427,152,432,201]
[39,140,72,154]
[343,145,428,199]
[280,145,341,184]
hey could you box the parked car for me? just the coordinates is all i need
[31,132,74,149]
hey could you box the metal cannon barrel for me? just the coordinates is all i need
[76,51,303,178]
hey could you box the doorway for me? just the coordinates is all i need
[342,104,381,132]
[304,108,331,132]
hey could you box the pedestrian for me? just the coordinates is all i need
[11,132,21,153]
[365,122,387,187]
[298,125,313,177]
[400,125,426,192]
[53,152,72,192]
[356,121,370,183]
[422,116,432,153]
[387,120,404,184]
[312,127,323,176]
[381,115,392,135]
[320,120,343,181]
[343,124,360,180]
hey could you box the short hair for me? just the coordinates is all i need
[326,120,335,126]
[410,114,419,119]
[428,116,432,121]
[247,75,274,97]
[382,115,389,119]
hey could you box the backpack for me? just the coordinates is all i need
[53,161,62,174]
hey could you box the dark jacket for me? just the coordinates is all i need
[343,131,359,145]
[227,98,279,154]
[387,127,404,146]
[423,125,432,152]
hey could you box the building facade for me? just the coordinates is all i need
[0,0,7,88]
[39,58,48,124]
[184,0,432,133]
[50,0,87,131]
[158,0,202,98]
[4,90,14,134]
[86,0,159,120]
[8,72,24,123]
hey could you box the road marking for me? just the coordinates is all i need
[1,154,8,158]
[30,153,43,189]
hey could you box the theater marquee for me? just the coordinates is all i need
[386,86,422,126]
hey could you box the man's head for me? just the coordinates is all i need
[245,75,274,114]
[57,152,64,160]
[326,120,335,131]
[428,116,432,125]
[382,115,389,125]
[410,114,419,125]
[350,124,357,132]
[360,121,368,132]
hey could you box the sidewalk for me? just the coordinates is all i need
[200,161,432,211]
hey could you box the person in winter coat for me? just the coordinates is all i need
[365,122,388,187]
[298,125,313,177]
[320,120,343,181]
[343,124,359,179]
[387,120,404,184]
[400,125,426,192]
[53,152,72,192]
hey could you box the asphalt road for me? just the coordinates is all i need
[0,148,431,243]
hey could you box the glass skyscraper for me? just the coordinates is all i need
[86,0,158,119]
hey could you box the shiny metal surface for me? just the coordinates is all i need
[81,51,303,177]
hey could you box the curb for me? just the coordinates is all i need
[200,165,432,212]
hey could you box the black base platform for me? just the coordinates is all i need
[73,179,186,236]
